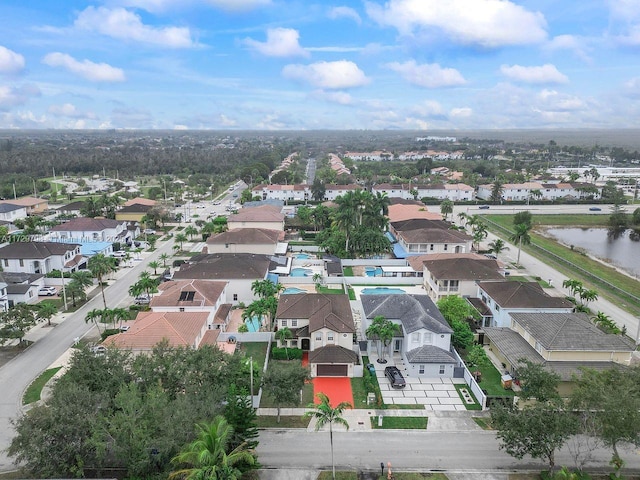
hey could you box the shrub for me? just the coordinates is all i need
[172,259,185,267]
[270,347,303,360]
[238,324,249,333]
[100,328,120,341]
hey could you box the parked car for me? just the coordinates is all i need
[589,207,602,211]
[119,325,130,332]
[112,250,127,258]
[134,294,150,305]
[212,201,221,205]
[478,205,490,210]
[143,228,156,235]
[38,286,57,296]
[384,366,406,389]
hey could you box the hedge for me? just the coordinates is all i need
[271,347,303,360]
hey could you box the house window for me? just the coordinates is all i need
[179,307,185,312]
[233,294,238,301]
[439,365,445,375]
[419,365,425,374]
[291,320,298,327]
[429,244,434,251]
[315,333,322,341]
[495,304,500,311]
[412,333,420,344]
[444,244,448,251]
[179,291,195,301]
[327,333,334,342]
[282,320,287,327]
[3,259,7,267]
[423,332,432,343]
[290,339,298,347]
[19,259,24,267]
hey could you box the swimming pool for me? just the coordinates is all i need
[290,268,313,277]
[283,287,306,294]
[295,253,311,260]
[365,267,383,277]
[244,316,261,332]
[361,287,406,295]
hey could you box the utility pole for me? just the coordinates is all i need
[61,268,68,311]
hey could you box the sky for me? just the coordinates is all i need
[1,0,640,130]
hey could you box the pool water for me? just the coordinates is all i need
[365,267,383,277]
[361,287,406,295]
[290,268,313,277]
[283,287,306,294]
[295,253,311,260]
[244,316,261,332]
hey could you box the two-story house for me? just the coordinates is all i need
[0,272,45,307]
[49,217,132,244]
[275,293,357,377]
[0,203,28,223]
[475,281,574,328]
[361,294,458,378]
[390,218,473,258]
[206,228,287,255]
[0,197,48,215]
[227,205,285,231]
[0,241,85,274]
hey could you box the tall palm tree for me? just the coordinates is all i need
[159,253,170,268]
[70,270,94,289]
[174,233,188,252]
[148,260,160,275]
[85,308,106,334]
[169,416,256,480]
[366,315,401,363]
[184,225,198,240]
[107,307,130,329]
[487,238,509,261]
[88,254,117,309]
[65,279,87,307]
[36,301,58,327]
[510,223,532,265]
[304,393,351,480]
[275,326,292,359]
[440,199,454,221]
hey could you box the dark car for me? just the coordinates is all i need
[589,207,602,211]
[478,205,490,210]
[384,366,406,389]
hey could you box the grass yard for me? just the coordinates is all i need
[237,342,268,371]
[256,415,309,428]
[370,416,428,429]
[471,361,515,397]
[472,416,493,430]
[315,286,345,295]
[23,366,62,405]
[343,266,354,276]
[454,384,482,410]
[485,213,609,228]
[259,380,314,409]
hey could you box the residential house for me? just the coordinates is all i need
[422,254,504,301]
[275,293,358,377]
[474,281,574,328]
[55,201,86,217]
[0,203,28,223]
[484,312,634,395]
[123,197,157,207]
[390,218,473,258]
[172,253,278,305]
[324,184,361,201]
[49,217,132,244]
[115,203,154,225]
[361,294,459,378]
[0,272,44,307]
[206,228,287,255]
[0,278,7,312]
[387,201,442,223]
[252,184,310,203]
[371,183,474,202]
[0,197,48,215]
[150,279,231,330]
[227,205,285,231]
[0,241,85,274]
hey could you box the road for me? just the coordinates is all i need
[257,429,640,473]
[0,238,176,471]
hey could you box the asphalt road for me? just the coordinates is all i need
[0,238,176,471]
[257,429,640,473]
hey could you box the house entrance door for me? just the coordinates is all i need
[394,339,401,352]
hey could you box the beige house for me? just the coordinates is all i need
[275,293,357,377]
[390,218,473,258]
[227,205,285,231]
[206,228,287,255]
[0,196,48,215]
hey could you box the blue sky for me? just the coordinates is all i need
[1,0,640,130]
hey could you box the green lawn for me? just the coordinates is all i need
[485,213,609,228]
[472,416,493,430]
[343,266,354,276]
[471,362,515,397]
[256,415,309,428]
[315,286,345,295]
[238,342,268,371]
[454,384,482,410]
[23,367,62,405]
[370,416,428,429]
[259,379,314,408]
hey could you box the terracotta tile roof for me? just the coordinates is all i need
[152,279,227,308]
[0,241,80,259]
[124,197,156,206]
[407,253,487,270]
[478,281,574,309]
[214,303,232,323]
[397,228,472,244]
[103,311,209,350]
[228,205,284,223]
[276,293,354,333]
[388,204,442,222]
[207,228,284,245]
[51,217,124,231]
[0,196,46,207]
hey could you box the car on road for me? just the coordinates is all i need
[384,366,406,389]
[589,207,602,211]
[212,200,221,205]
[478,205,490,209]
[38,286,57,296]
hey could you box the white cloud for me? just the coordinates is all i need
[282,60,369,89]
[219,114,237,126]
[366,0,547,48]
[311,90,353,105]
[0,84,40,110]
[545,35,591,62]
[243,28,309,57]
[608,0,640,21]
[203,0,271,11]
[43,53,126,82]
[537,89,585,111]
[410,100,444,116]
[255,114,286,130]
[386,60,466,88]
[450,107,472,118]
[48,103,96,119]
[500,64,568,84]
[0,46,25,75]
[74,7,195,48]
[328,6,362,24]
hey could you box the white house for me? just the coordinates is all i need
[0,241,85,274]
[0,204,28,223]
[49,217,132,244]
[227,205,285,231]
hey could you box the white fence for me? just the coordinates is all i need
[452,349,487,410]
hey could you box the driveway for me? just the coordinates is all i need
[312,377,353,408]
[377,372,467,410]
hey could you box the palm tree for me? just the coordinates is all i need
[70,270,94,289]
[578,288,598,309]
[148,260,160,275]
[457,212,468,227]
[487,238,509,260]
[36,301,58,327]
[174,233,188,252]
[366,315,401,364]
[304,393,351,480]
[312,272,323,288]
[107,307,130,329]
[184,225,198,240]
[65,279,87,307]
[160,253,170,268]
[472,223,488,251]
[275,327,293,359]
[169,416,255,480]
[85,308,106,334]
[440,199,454,221]
[510,223,532,265]
[88,254,118,309]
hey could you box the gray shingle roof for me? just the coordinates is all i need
[361,294,452,334]
[483,327,544,366]
[276,294,354,333]
[478,281,574,309]
[511,312,635,351]
[308,345,358,364]
[173,253,272,280]
[423,257,503,281]
[0,204,23,213]
[406,345,457,364]
[0,241,80,259]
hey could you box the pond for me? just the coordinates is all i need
[545,227,640,277]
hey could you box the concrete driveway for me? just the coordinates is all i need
[377,372,468,410]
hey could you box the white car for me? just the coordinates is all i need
[38,286,57,296]
[112,250,127,258]
[143,228,156,235]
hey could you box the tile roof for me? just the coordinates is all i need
[511,312,635,352]
[117,204,153,213]
[51,217,124,231]
[478,281,574,309]
[173,253,273,280]
[392,218,454,231]
[361,294,452,334]
[0,241,80,259]
[0,204,23,213]
[124,197,157,206]
[103,311,209,350]
[406,345,457,364]
[206,228,283,245]
[397,227,472,244]
[56,201,86,211]
[308,345,358,364]
[276,293,354,333]
[152,279,227,308]
[388,204,442,222]
[0,197,45,207]
[423,257,503,281]
[228,205,284,223]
